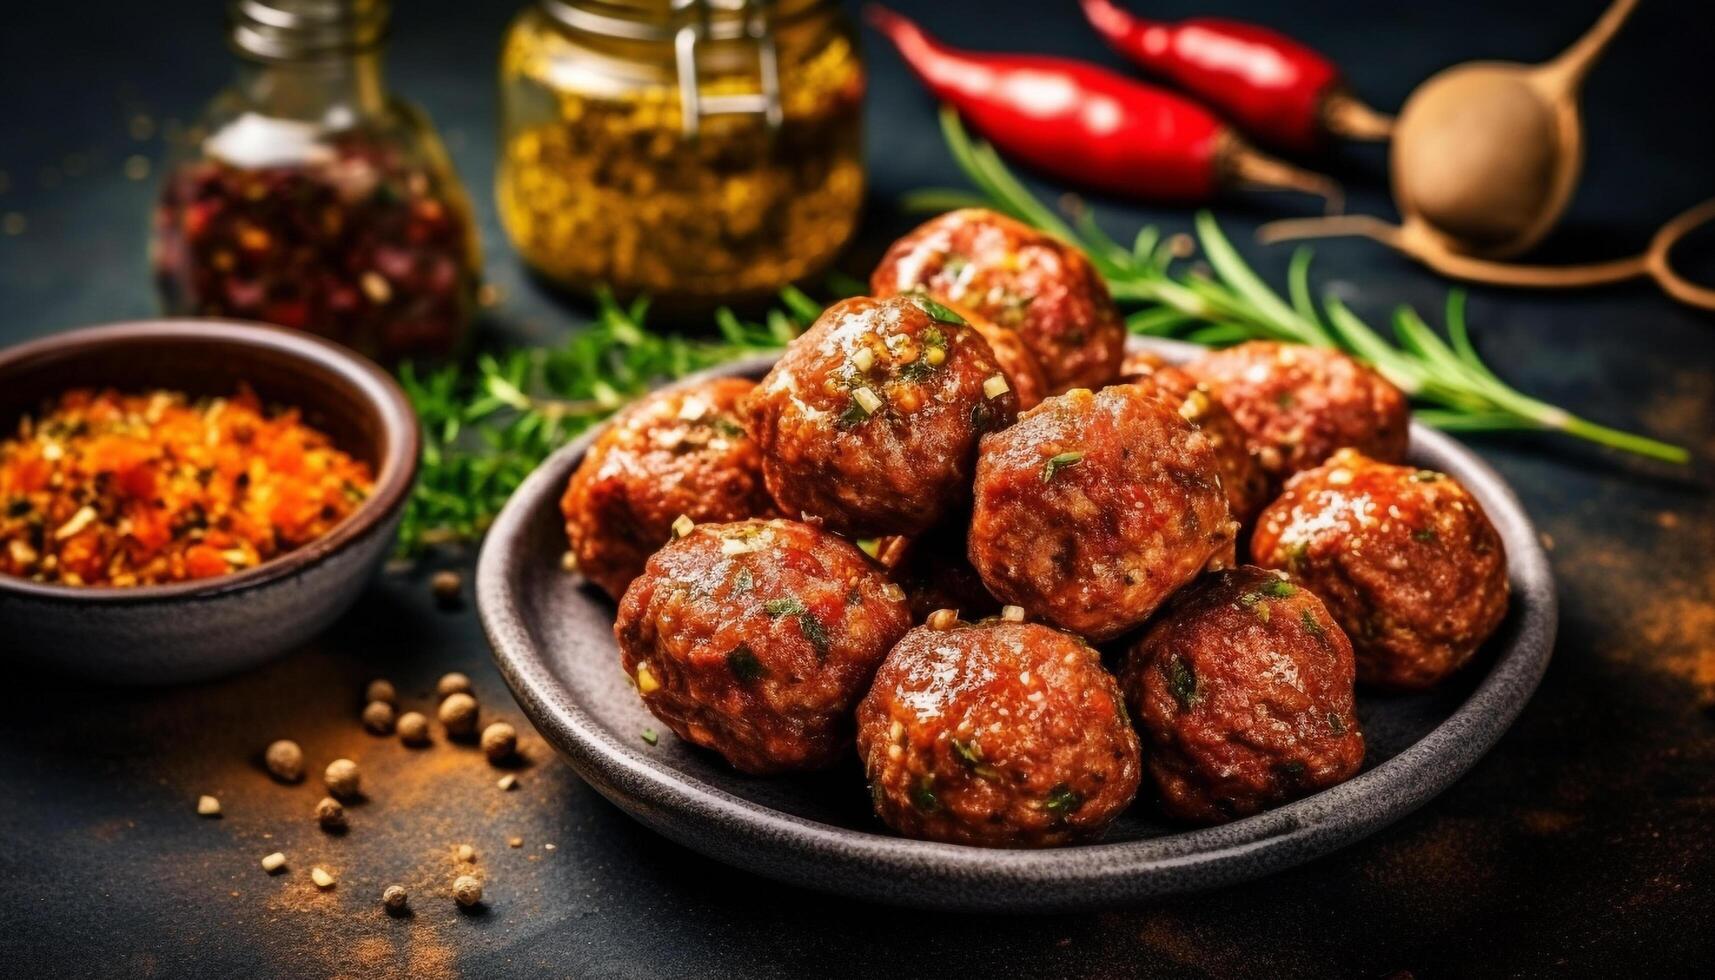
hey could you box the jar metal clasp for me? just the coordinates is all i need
[671,0,783,137]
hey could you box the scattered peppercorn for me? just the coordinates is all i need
[196,795,222,817]
[397,711,431,746]
[439,692,478,738]
[431,570,463,608]
[264,740,304,783]
[324,758,362,800]
[436,672,472,700]
[382,885,409,913]
[315,796,348,832]
[261,852,287,874]
[507,836,523,849]
[310,867,336,889]
[364,678,397,705]
[453,875,483,908]
[480,722,518,764]
[362,700,397,735]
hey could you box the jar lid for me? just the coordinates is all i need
[539,0,821,43]
[229,0,390,60]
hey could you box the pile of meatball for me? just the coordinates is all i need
[561,209,1511,848]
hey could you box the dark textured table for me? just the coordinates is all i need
[2,1,1712,976]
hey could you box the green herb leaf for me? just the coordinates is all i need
[798,613,832,658]
[952,739,984,766]
[732,567,754,594]
[641,728,659,745]
[763,597,807,618]
[1262,577,1296,598]
[1041,451,1085,483]
[910,292,966,326]
[1413,527,1439,543]
[836,399,871,429]
[1165,654,1199,710]
[1409,470,1444,483]
[909,775,939,812]
[727,644,766,683]
[1044,784,1084,817]
[1300,608,1326,637]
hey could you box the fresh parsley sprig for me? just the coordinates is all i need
[396,290,808,556]
[906,107,1688,464]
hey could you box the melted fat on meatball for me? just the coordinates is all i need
[856,618,1142,847]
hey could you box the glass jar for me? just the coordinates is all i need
[152,0,481,362]
[498,0,865,311]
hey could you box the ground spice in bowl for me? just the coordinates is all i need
[0,386,374,587]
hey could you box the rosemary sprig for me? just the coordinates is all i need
[396,290,804,556]
[910,107,1688,464]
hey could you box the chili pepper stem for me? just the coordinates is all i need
[1222,140,1344,214]
[1321,90,1394,141]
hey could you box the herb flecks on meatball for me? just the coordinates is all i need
[1251,449,1509,690]
[561,377,774,600]
[857,619,1141,847]
[1125,357,1271,524]
[614,519,911,775]
[1184,340,1409,486]
[872,208,1126,393]
[969,385,1236,641]
[744,294,1019,538]
[1120,566,1365,824]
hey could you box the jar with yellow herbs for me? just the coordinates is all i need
[152,0,482,362]
[498,0,866,311]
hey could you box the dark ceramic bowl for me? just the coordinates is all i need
[477,339,1557,911]
[0,320,418,684]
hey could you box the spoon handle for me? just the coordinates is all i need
[1536,0,1641,95]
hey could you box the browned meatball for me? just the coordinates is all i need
[615,519,911,774]
[881,516,1000,623]
[1123,355,1270,524]
[856,617,1141,847]
[968,385,1236,641]
[872,208,1125,393]
[1251,449,1510,690]
[1183,341,1409,486]
[959,303,1048,410]
[744,294,1019,538]
[1120,566,1365,824]
[561,378,775,599]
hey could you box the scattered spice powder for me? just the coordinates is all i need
[0,387,373,586]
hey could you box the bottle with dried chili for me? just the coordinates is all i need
[152,0,481,362]
[497,0,866,312]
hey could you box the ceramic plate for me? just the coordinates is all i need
[476,339,1557,912]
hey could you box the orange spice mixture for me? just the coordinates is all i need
[0,387,373,586]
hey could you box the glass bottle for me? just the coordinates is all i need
[153,0,481,362]
[498,0,865,312]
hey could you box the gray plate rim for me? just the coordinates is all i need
[476,338,1557,911]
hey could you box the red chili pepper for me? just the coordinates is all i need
[868,5,1337,207]
[1080,0,1392,154]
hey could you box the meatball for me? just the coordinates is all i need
[959,303,1049,410]
[1124,354,1270,524]
[968,385,1236,641]
[881,516,1000,624]
[561,377,775,600]
[744,294,1019,538]
[872,208,1125,393]
[856,618,1141,847]
[1183,341,1409,485]
[1120,566,1365,824]
[1250,449,1510,690]
[614,519,911,774]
